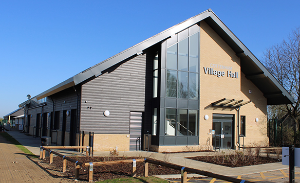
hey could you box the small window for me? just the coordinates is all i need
[152,108,157,136]
[153,53,159,98]
[240,116,246,136]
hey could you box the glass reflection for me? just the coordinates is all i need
[165,108,176,136]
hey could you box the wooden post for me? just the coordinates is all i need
[88,162,93,182]
[63,156,67,173]
[144,160,148,177]
[42,149,46,159]
[40,147,43,159]
[132,159,137,177]
[86,146,89,157]
[75,162,80,180]
[181,167,187,183]
[49,151,53,164]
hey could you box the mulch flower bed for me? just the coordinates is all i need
[189,154,281,167]
[39,156,180,182]
[36,151,282,181]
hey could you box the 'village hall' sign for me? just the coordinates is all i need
[203,64,238,79]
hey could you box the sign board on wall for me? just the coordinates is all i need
[282,147,300,167]
[203,63,239,79]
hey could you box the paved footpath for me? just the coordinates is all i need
[0,133,70,183]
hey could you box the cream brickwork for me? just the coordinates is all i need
[93,134,130,152]
[199,21,268,149]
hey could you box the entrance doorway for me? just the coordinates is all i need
[129,112,143,151]
[212,114,234,149]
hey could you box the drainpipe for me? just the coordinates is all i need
[236,107,240,150]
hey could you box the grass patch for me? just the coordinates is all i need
[96,177,169,183]
[0,132,38,158]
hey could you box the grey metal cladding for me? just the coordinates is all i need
[80,54,146,134]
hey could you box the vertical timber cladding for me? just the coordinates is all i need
[81,54,146,151]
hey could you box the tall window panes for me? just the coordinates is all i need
[166,32,199,99]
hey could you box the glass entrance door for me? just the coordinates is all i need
[212,114,233,149]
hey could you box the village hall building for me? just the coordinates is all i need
[18,9,293,152]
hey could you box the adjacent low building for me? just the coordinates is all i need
[18,9,294,152]
[3,108,24,131]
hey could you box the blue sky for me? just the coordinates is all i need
[1,0,300,117]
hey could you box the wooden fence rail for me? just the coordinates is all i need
[40,148,84,180]
[40,146,90,159]
[85,159,144,182]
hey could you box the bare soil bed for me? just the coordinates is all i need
[189,155,281,167]
[39,156,180,182]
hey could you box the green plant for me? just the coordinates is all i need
[110,148,119,156]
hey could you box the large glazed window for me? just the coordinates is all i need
[161,27,200,144]
[178,71,188,98]
[166,32,199,99]
[166,70,177,97]
[188,110,198,136]
[165,109,199,136]
[166,44,177,70]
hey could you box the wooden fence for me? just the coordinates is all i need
[39,146,252,182]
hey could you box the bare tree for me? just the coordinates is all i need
[263,27,300,144]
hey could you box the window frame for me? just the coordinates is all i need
[240,116,246,136]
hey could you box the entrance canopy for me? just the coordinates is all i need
[211,98,251,108]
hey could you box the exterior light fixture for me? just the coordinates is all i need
[66,111,70,116]
[104,110,110,117]
[48,113,51,117]
[204,115,209,120]
[255,118,259,122]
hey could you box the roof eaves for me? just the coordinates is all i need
[34,77,75,100]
